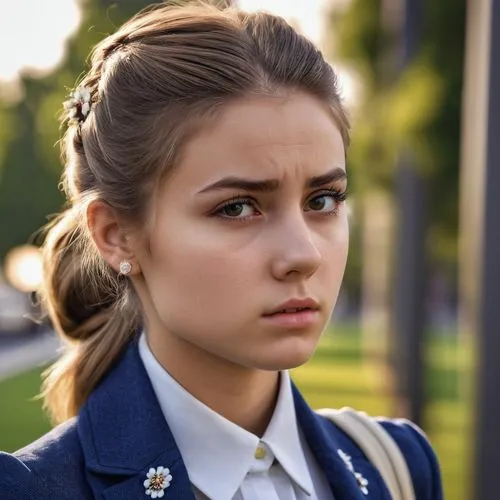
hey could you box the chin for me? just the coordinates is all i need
[254,340,318,371]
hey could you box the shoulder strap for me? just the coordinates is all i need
[317,407,415,500]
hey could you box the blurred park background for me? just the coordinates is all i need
[1,0,498,499]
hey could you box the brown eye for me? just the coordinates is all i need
[307,194,337,213]
[215,198,257,220]
[308,196,329,211]
[222,202,245,217]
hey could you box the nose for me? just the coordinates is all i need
[270,213,322,281]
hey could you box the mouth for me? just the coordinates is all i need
[264,297,320,317]
[264,306,315,316]
[262,306,320,329]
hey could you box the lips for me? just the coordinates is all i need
[275,307,311,314]
[264,298,320,316]
[262,306,320,329]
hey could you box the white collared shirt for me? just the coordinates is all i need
[138,333,333,500]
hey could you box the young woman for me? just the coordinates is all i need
[0,3,442,499]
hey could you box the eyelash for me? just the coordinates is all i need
[213,188,349,222]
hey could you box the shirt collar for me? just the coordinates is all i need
[262,368,314,496]
[138,333,313,500]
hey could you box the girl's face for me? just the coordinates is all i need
[136,91,348,371]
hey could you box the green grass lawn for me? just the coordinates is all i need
[0,327,472,499]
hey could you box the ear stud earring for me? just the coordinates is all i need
[119,260,132,275]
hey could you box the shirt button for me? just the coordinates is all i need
[254,445,267,460]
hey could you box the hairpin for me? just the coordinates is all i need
[63,86,92,125]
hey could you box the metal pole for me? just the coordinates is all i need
[464,0,500,495]
[392,0,426,426]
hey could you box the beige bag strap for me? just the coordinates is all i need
[317,407,415,500]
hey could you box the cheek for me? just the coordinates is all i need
[147,222,259,321]
[335,217,349,264]
[321,217,349,283]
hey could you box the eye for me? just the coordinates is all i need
[306,189,347,214]
[215,198,258,220]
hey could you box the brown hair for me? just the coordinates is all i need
[40,1,350,423]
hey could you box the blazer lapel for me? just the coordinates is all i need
[76,338,382,499]
[292,383,368,500]
[77,338,195,500]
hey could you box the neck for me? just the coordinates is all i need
[147,331,280,437]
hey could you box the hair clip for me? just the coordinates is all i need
[63,86,92,125]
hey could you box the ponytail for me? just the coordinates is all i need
[40,208,140,424]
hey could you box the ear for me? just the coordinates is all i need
[86,200,141,275]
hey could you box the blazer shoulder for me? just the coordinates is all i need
[0,417,91,499]
[0,451,33,498]
[377,417,443,500]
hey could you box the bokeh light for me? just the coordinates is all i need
[4,245,43,293]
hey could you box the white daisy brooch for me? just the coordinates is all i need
[143,466,172,498]
[63,86,92,124]
[338,449,369,495]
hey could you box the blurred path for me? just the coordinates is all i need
[0,329,61,382]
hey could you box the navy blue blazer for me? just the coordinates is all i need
[0,339,443,499]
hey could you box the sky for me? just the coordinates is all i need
[0,0,81,82]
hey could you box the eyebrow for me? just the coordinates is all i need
[197,167,347,194]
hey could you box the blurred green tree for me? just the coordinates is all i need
[324,0,465,399]
[0,0,211,259]
[0,78,62,259]
[329,0,466,273]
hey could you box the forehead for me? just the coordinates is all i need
[170,91,346,188]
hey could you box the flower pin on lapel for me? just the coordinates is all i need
[338,449,369,495]
[144,466,172,498]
